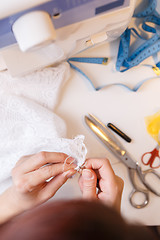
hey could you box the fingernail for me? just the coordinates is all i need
[63,169,76,178]
[64,163,77,171]
[65,157,75,165]
[82,169,94,180]
[69,163,78,170]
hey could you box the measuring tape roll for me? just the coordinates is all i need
[116,0,160,72]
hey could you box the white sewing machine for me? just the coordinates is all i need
[0,0,136,76]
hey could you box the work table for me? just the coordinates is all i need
[55,37,160,225]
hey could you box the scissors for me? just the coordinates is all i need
[85,114,160,209]
[141,145,160,169]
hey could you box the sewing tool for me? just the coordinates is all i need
[0,0,134,76]
[141,145,160,169]
[69,0,160,92]
[85,113,160,209]
[107,123,132,143]
[116,0,160,72]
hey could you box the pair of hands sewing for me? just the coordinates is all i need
[0,152,124,224]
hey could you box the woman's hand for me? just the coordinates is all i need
[0,152,77,223]
[79,158,124,212]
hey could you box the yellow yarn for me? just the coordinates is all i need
[145,111,160,144]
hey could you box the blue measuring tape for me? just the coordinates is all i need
[116,0,160,72]
[67,57,109,91]
[67,0,160,91]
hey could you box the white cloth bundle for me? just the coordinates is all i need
[0,63,87,194]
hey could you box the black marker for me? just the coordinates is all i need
[107,123,132,143]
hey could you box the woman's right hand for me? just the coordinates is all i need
[79,158,124,212]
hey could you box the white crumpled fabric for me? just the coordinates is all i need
[0,63,87,194]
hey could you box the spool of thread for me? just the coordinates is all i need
[12,11,56,52]
[0,0,48,19]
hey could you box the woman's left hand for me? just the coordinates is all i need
[0,152,77,223]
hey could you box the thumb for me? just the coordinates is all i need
[82,169,97,200]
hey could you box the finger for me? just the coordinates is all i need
[78,175,83,192]
[14,152,73,174]
[98,176,124,212]
[38,169,77,202]
[13,162,77,193]
[81,169,97,200]
[14,154,34,167]
[85,158,116,182]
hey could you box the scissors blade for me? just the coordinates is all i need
[85,114,137,169]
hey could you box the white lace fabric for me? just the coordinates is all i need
[0,63,87,194]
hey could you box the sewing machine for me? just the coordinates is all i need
[0,0,136,76]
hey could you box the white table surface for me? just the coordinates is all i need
[0,0,159,227]
[54,31,160,225]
